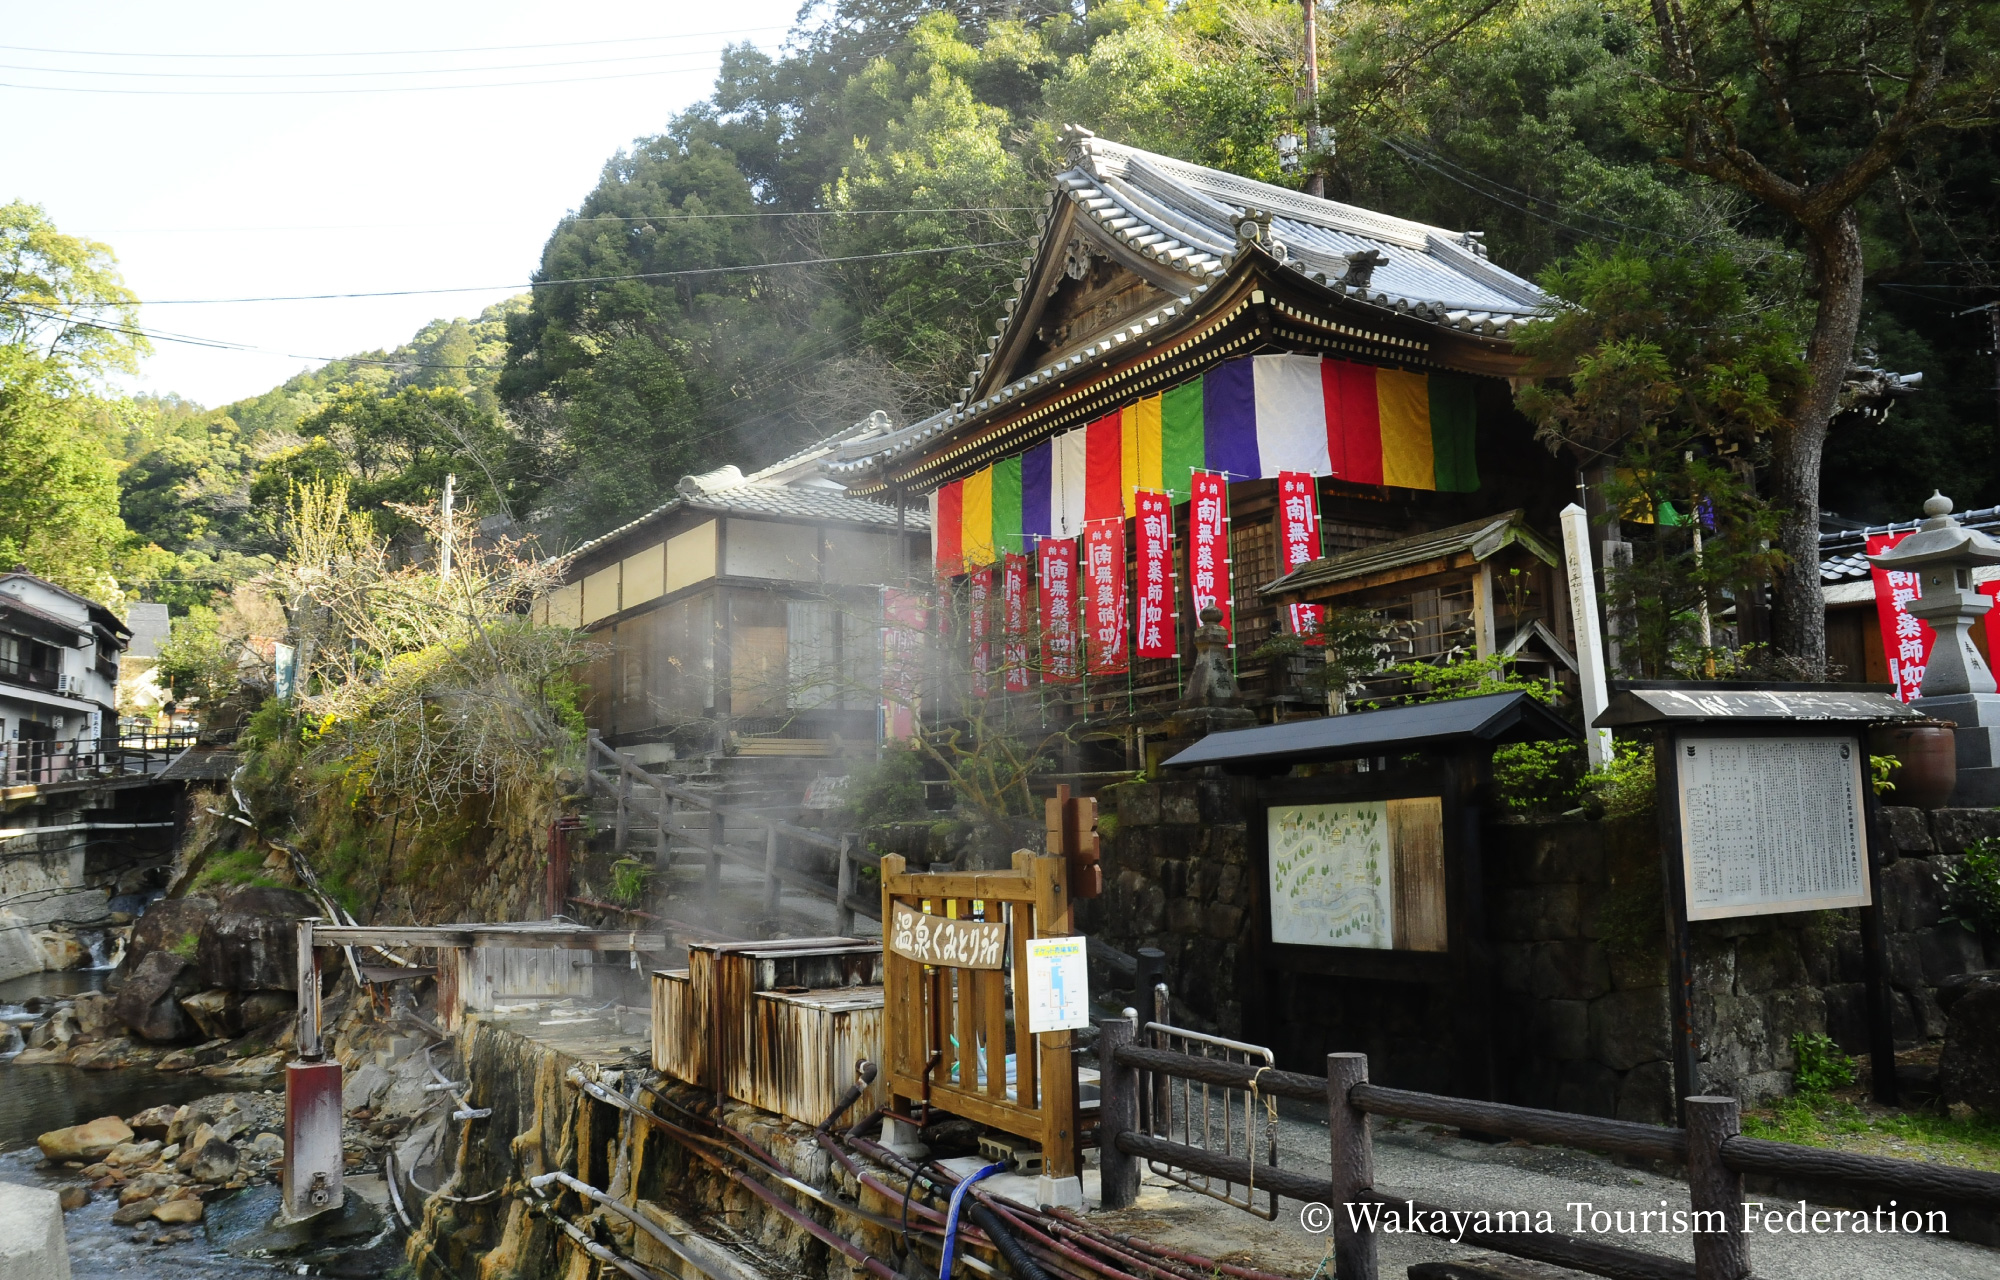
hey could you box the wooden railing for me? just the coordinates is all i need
[0,731,199,787]
[1095,1027,2000,1280]
[880,850,1081,1183]
[583,732,879,931]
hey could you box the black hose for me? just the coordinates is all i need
[970,1202,1057,1280]
[817,1059,879,1133]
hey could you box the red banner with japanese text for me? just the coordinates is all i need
[968,568,992,698]
[1188,470,1233,644]
[1002,552,1031,692]
[1135,491,1176,660]
[1084,519,1129,676]
[880,587,927,740]
[1287,602,1326,646]
[1037,537,1079,683]
[1277,471,1319,576]
[1871,530,2000,700]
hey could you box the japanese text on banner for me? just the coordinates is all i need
[1002,553,1031,692]
[1288,602,1326,646]
[1189,470,1233,643]
[880,587,928,739]
[1084,520,1129,676]
[1277,471,1319,576]
[1038,537,1079,683]
[1135,490,1176,660]
[968,568,992,698]
[1870,530,2000,701]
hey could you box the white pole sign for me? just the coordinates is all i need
[1023,936,1090,1033]
[1560,503,1615,770]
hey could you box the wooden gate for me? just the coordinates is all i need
[879,850,1079,1180]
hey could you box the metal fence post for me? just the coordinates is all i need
[1327,1052,1376,1280]
[835,835,856,936]
[1687,1095,1750,1280]
[1097,1018,1140,1208]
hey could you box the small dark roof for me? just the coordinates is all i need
[1262,511,1557,597]
[157,746,240,782]
[1163,691,1579,773]
[1593,682,1919,728]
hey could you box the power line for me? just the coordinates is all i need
[0,25,791,59]
[0,64,755,96]
[106,238,1032,304]
[82,208,1039,234]
[0,48,758,80]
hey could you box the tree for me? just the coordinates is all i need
[1637,0,2000,670]
[0,201,147,383]
[0,351,131,600]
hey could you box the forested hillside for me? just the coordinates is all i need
[7,0,1999,618]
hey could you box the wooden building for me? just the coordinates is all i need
[820,128,1578,727]
[541,421,930,757]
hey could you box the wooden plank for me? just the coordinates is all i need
[1031,853,1077,1177]
[313,926,473,948]
[981,961,1009,1101]
[1011,898,1036,1114]
[954,910,976,1090]
[1387,796,1447,953]
[882,869,1033,901]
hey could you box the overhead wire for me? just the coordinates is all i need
[0,48,769,79]
[0,26,793,58]
[84,207,1039,234]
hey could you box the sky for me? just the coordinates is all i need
[1,0,803,407]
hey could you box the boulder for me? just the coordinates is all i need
[342,1063,390,1113]
[110,1198,158,1226]
[37,1116,133,1162]
[240,991,294,1029]
[127,1105,178,1142]
[69,1037,142,1070]
[105,1141,161,1168]
[72,991,119,1039]
[1941,982,2000,1117]
[189,1136,239,1184]
[196,887,315,992]
[119,896,216,977]
[113,951,200,1042]
[152,1198,203,1225]
[247,1132,284,1161]
[57,1186,90,1211]
[178,989,243,1041]
[119,1172,174,1205]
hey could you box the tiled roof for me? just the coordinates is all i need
[1818,504,2000,583]
[677,470,928,527]
[1261,511,1557,596]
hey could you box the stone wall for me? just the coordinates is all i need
[1090,776,2000,1120]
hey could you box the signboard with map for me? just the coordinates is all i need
[1266,797,1447,951]
[1676,735,1871,920]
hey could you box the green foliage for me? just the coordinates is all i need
[1492,740,1584,816]
[1253,606,1402,712]
[1580,740,1656,818]
[154,605,234,707]
[1869,754,1898,797]
[1791,1032,1857,1103]
[842,750,928,825]
[609,858,653,906]
[166,930,200,961]
[0,201,146,382]
[189,846,279,894]
[1945,841,2000,935]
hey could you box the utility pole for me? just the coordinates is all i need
[1955,300,2000,441]
[1301,0,1323,199]
[440,472,456,583]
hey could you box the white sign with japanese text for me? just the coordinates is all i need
[1023,936,1090,1033]
[1676,735,1871,920]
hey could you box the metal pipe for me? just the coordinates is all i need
[535,1203,667,1280]
[969,1203,1057,1280]
[530,1172,733,1280]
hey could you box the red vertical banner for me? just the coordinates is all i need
[1001,552,1031,691]
[1135,491,1176,660]
[1084,519,1129,676]
[968,568,992,698]
[1277,471,1320,576]
[880,587,928,740]
[1188,470,1233,643]
[1037,537,1079,683]
[1287,602,1326,645]
[1869,532,1932,701]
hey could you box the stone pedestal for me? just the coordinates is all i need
[1913,693,2000,807]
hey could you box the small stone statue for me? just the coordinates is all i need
[1181,606,1239,707]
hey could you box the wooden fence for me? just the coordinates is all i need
[880,850,1081,1181]
[1095,1022,2000,1280]
[584,733,878,931]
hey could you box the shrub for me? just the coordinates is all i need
[1791,1032,1856,1102]
[1580,740,1656,818]
[841,750,927,825]
[1946,840,2000,934]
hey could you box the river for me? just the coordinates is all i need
[0,970,400,1278]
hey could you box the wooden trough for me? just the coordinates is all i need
[652,936,887,1128]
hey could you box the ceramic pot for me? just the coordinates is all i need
[1871,721,1959,811]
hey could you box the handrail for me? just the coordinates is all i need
[587,734,841,851]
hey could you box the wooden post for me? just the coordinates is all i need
[1859,793,1900,1105]
[762,825,781,914]
[1686,1095,1750,1280]
[1031,853,1078,1181]
[295,918,322,1060]
[834,835,856,936]
[1655,726,1701,1122]
[1096,1018,1139,1208]
[1327,1052,1376,1280]
[615,761,632,857]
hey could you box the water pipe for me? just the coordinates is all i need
[940,1162,1007,1280]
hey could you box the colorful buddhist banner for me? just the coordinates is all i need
[1189,470,1232,644]
[1002,552,1031,692]
[1038,537,1079,683]
[881,587,927,739]
[1084,520,1128,676]
[932,354,1481,573]
[1135,490,1176,660]
[968,567,992,698]
[1277,470,1319,576]
[1288,602,1327,646]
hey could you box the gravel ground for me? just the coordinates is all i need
[1090,1098,2000,1280]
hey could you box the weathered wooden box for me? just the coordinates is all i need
[652,939,886,1127]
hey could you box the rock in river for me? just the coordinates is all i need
[152,1197,204,1225]
[197,886,316,991]
[190,1136,239,1184]
[38,1115,134,1162]
[114,951,201,1043]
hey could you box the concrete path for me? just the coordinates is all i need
[1093,1099,2000,1280]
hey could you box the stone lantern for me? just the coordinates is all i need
[1867,491,2000,803]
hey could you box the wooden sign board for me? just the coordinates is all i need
[887,902,1007,969]
[1675,734,1870,920]
[1266,796,1446,952]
